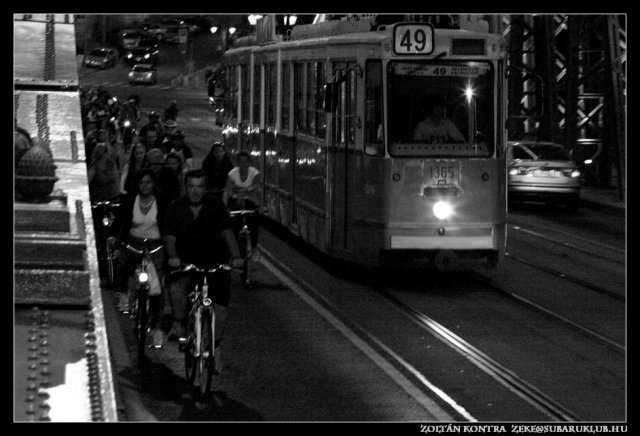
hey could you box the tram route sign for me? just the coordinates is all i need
[393,23,434,55]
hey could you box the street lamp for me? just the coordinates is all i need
[210,26,218,34]
[228,27,236,35]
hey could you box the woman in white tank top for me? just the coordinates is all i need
[225,151,261,251]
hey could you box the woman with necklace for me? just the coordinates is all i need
[111,169,170,348]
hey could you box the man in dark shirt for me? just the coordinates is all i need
[146,148,181,202]
[164,169,242,373]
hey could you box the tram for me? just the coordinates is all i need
[217,16,507,270]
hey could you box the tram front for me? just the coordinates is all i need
[379,24,507,271]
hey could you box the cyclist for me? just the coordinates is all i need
[163,100,179,123]
[111,169,170,348]
[202,141,233,199]
[162,129,194,172]
[225,151,262,258]
[139,110,165,139]
[164,169,242,373]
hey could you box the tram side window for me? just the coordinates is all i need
[315,62,326,139]
[241,64,250,124]
[306,61,317,136]
[333,61,357,146]
[294,63,305,133]
[266,63,277,128]
[226,65,238,120]
[365,60,384,156]
[253,64,261,126]
[281,62,291,131]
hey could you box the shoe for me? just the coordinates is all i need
[213,347,222,374]
[151,329,164,349]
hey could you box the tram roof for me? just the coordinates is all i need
[225,25,503,57]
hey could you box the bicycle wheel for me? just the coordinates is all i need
[184,315,197,385]
[135,289,149,367]
[239,229,251,287]
[195,308,214,398]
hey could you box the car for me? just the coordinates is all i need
[123,46,159,67]
[141,19,184,42]
[82,47,118,69]
[506,141,581,208]
[120,30,146,49]
[128,63,158,85]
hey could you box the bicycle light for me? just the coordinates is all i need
[138,271,149,283]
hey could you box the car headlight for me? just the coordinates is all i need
[128,72,134,78]
[127,54,132,58]
[433,201,453,220]
[144,54,150,59]
[571,170,581,178]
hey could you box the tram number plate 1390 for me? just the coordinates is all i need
[426,164,459,187]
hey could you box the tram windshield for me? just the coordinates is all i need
[387,61,495,157]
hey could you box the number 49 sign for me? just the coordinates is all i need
[393,23,434,55]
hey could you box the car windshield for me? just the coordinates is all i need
[130,49,149,55]
[123,32,140,38]
[521,143,570,160]
[89,49,107,57]
[132,65,152,72]
[387,61,495,157]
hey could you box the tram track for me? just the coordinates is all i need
[259,238,584,421]
[259,223,625,421]
[373,286,582,422]
[508,224,625,266]
[503,251,625,302]
[467,271,625,352]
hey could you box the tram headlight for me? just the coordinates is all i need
[433,201,453,220]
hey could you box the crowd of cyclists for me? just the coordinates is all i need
[80,85,261,370]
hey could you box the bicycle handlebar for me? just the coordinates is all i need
[121,242,165,256]
[229,209,259,218]
[92,200,121,209]
[169,263,231,276]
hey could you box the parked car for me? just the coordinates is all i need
[128,64,158,85]
[507,141,581,208]
[82,47,118,69]
[123,46,159,67]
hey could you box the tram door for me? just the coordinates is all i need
[330,63,357,251]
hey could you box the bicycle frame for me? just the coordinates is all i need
[92,200,121,286]
[170,263,230,397]
[122,240,164,365]
[229,197,258,287]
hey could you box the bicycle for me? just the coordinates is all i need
[91,199,121,287]
[169,263,231,399]
[120,240,165,368]
[229,207,259,287]
[228,196,260,288]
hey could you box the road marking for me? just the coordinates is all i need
[259,249,471,421]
